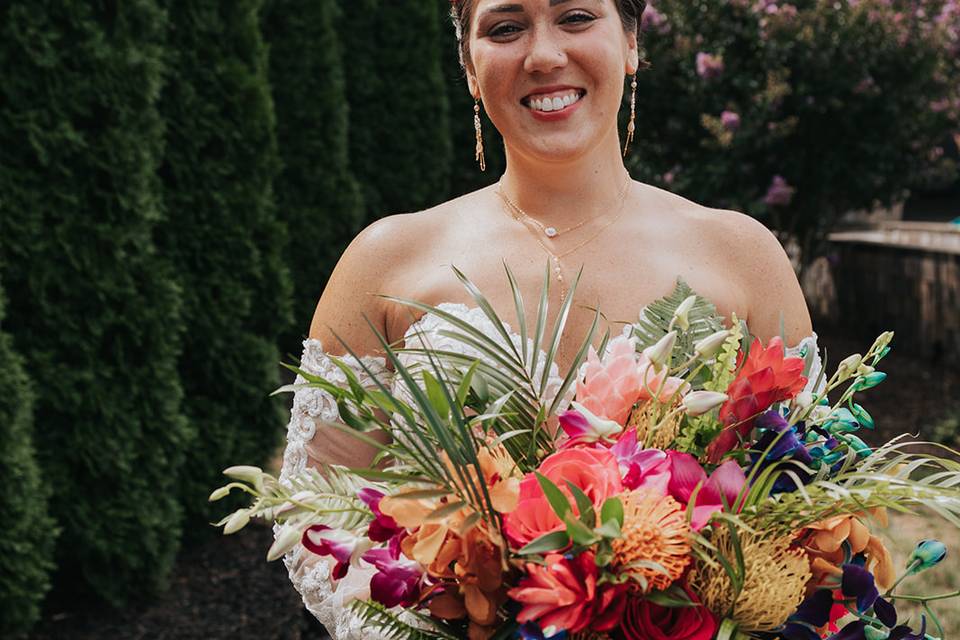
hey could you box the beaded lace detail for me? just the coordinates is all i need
[278,303,822,638]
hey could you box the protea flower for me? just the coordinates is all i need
[707,336,807,462]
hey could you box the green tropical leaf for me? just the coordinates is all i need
[631,278,726,360]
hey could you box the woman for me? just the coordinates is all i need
[280,1,816,637]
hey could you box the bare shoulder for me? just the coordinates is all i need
[307,198,467,347]
[648,188,812,343]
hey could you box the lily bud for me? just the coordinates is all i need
[857,363,875,376]
[694,329,730,359]
[854,371,887,391]
[672,295,697,331]
[223,508,251,535]
[267,524,303,561]
[681,391,728,416]
[836,353,862,380]
[908,539,947,574]
[643,330,677,372]
[208,486,231,502]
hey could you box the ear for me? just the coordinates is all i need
[466,70,480,100]
[625,29,640,75]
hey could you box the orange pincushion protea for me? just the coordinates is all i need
[612,490,692,592]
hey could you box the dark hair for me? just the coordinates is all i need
[449,0,648,69]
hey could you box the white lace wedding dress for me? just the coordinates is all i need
[277,302,823,639]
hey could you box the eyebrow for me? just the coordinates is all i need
[481,0,580,16]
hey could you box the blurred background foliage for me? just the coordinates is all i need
[0,0,956,636]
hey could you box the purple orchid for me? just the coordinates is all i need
[781,588,833,640]
[358,487,404,542]
[749,410,814,493]
[361,537,423,608]
[842,563,879,613]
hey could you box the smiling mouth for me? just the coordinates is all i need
[521,89,587,113]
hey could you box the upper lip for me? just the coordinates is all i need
[521,85,586,103]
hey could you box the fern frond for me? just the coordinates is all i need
[704,313,745,394]
[349,600,461,640]
[631,278,725,359]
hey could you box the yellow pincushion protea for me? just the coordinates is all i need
[689,527,811,632]
[611,490,692,592]
[627,401,683,449]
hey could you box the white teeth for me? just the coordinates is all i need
[527,91,583,113]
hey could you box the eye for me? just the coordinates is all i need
[488,22,523,38]
[562,11,596,25]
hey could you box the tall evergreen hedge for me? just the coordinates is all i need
[0,3,189,605]
[158,0,292,534]
[338,0,453,221]
[262,0,364,345]
[0,278,56,636]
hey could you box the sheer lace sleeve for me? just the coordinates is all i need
[278,338,393,639]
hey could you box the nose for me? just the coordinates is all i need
[523,25,568,75]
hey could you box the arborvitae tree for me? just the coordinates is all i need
[262,0,364,347]
[338,0,453,221]
[441,10,505,197]
[0,3,188,605]
[158,0,292,535]
[0,278,56,636]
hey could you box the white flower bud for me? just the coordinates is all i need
[694,329,730,359]
[208,486,231,502]
[682,391,728,416]
[857,363,875,376]
[223,465,263,483]
[223,509,251,535]
[794,391,815,409]
[836,353,862,380]
[672,295,697,331]
[643,331,677,372]
[267,524,303,561]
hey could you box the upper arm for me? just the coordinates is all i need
[308,213,414,357]
[717,210,813,345]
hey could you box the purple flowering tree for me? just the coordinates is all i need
[630,0,960,268]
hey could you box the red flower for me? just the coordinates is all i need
[707,336,806,462]
[621,588,717,640]
[508,552,627,635]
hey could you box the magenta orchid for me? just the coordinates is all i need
[558,402,624,448]
[609,428,671,494]
[358,487,404,542]
[665,451,747,530]
[301,525,374,580]
[362,537,423,608]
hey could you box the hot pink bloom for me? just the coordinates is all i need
[504,448,623,547]
[361,537,423,608]
[610,429,671,494]
[721,110,741,132]
[358,488,403,542]
[576,336,643,425]
[666,451,747,530]
[301,525,373,580]
[557,403,623,448]
[509,552,627,634]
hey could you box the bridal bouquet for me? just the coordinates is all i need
[213,267,960,640]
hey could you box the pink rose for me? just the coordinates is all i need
[504,448,623,548]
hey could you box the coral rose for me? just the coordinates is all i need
[621,588,717,640]
[504,448,623,548]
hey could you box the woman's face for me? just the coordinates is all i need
[466,0,639,162]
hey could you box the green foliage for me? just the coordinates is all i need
[0,2,189,605]
[631,278,726,357]
[0,280,56,637]
[349,599,461,639]
[157,0,292,537]
[262,0,364,347]
[631,0,960,264]
[337,0,453,222]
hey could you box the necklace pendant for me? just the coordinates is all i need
[544,226,558,238]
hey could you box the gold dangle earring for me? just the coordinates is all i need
[474,96,486,172]
[622,74,638,157]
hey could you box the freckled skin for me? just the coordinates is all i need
[307,0,812,467]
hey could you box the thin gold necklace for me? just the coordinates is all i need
[495,171,632,305]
